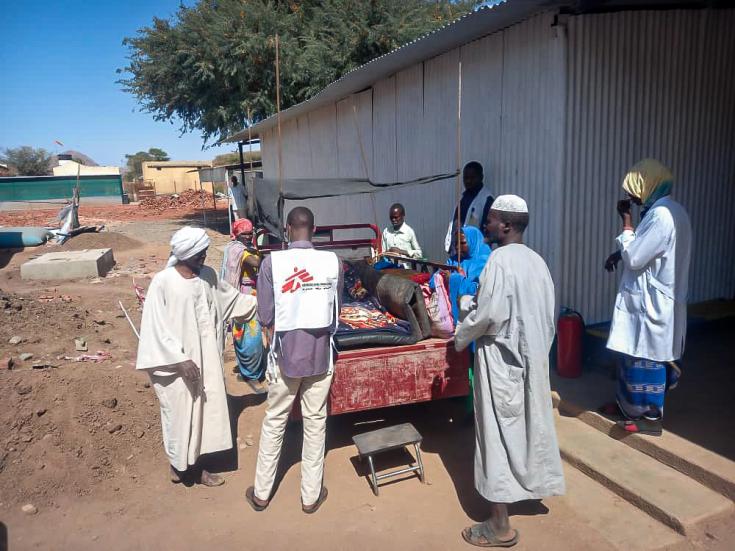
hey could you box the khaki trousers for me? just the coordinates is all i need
[253,367,333,505]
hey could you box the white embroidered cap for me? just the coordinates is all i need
[490,194,528,213]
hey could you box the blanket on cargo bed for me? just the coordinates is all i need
[333,263,427,350]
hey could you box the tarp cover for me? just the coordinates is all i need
[254,173,456,236]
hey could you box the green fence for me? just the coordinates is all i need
[0,175,123,202]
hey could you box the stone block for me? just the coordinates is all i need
[21,248,115,281]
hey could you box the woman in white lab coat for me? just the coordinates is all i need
[603,159,692,436]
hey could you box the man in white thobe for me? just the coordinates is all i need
[455,195,564,548]
[228,174,248,220]
[136,226,257,486]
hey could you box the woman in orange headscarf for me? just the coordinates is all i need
[220,218,265,386]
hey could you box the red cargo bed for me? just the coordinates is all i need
[326,338,470,416]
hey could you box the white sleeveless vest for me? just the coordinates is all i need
[445,186,493,252]
[271,248,340,332]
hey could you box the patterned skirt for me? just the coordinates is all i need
[616,356,681,420]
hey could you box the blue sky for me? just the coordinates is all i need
[0,0,237,167]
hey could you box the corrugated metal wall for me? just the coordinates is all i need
[562,9,735,323]
[259,11,565,265]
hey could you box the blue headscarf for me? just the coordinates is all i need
[446,226,491,323]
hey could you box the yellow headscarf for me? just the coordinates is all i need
[622,159,674,206]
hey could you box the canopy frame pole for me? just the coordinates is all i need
[455,59,463,265]
[275,34,285,249]
[244,106,255,220]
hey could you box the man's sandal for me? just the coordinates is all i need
[302,487,328,514]
[245,486,269,511]
[199,470,225,487]
[462,523,519,548]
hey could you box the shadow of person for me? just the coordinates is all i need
[200,392,267,475]
[414,398,552,523]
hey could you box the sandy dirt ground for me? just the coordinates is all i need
[1,206,733,550]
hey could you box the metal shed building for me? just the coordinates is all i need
[230,0,735,323]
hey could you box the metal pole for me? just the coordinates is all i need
[238,140,247,205]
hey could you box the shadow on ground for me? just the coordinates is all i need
[224,394,550,524]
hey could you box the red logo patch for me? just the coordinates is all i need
[281,266,314,293]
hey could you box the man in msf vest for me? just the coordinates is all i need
[246,207,343,514]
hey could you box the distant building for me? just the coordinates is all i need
[0,163,10,177]
[52,155,120,177]
[0,174,123,211]
[141,160,212,195]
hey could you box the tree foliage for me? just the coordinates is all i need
[213,150,261,166]
[124,147,170,181]
[0,146,52,176]
[120,0,475,143]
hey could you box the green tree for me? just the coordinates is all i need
[147,147,170,161]
[124,147,170,181]
[213,150,260,166]
[120,0,475,143]
[0,146,52,176]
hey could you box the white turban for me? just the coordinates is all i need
[166,227,210,268]
[491,194,528,213]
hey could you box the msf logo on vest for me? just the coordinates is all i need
[281,266,332,293]
[281,267,314,293]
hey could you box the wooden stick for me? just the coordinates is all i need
[275,34,285,247]
[352,101,380,239]
[119,301,140,340]
[455,59,463,265]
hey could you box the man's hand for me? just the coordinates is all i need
[604,251,622,273]
[178,360,200,385]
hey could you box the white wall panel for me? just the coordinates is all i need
[335,89,373,179]
[459,33,504,184]
[496,12,565,290]
[308,104,339,178]
[423,49,460,176]
[260,128,277,178]
[372,76,398,182]
[396,64,425,181]
[562,9,735,323]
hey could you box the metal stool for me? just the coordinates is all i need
[352,422,425,496]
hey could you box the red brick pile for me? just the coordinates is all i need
[138,189,214,214]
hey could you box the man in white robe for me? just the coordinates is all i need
[136,227,257,486]
[455,195,564,547]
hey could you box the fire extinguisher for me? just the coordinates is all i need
[556,308,584,378]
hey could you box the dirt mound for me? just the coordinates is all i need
[60,231,143,252]
[0,289,161,507]
[139,189,215,214]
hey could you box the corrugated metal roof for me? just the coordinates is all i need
[224,0,557,142]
